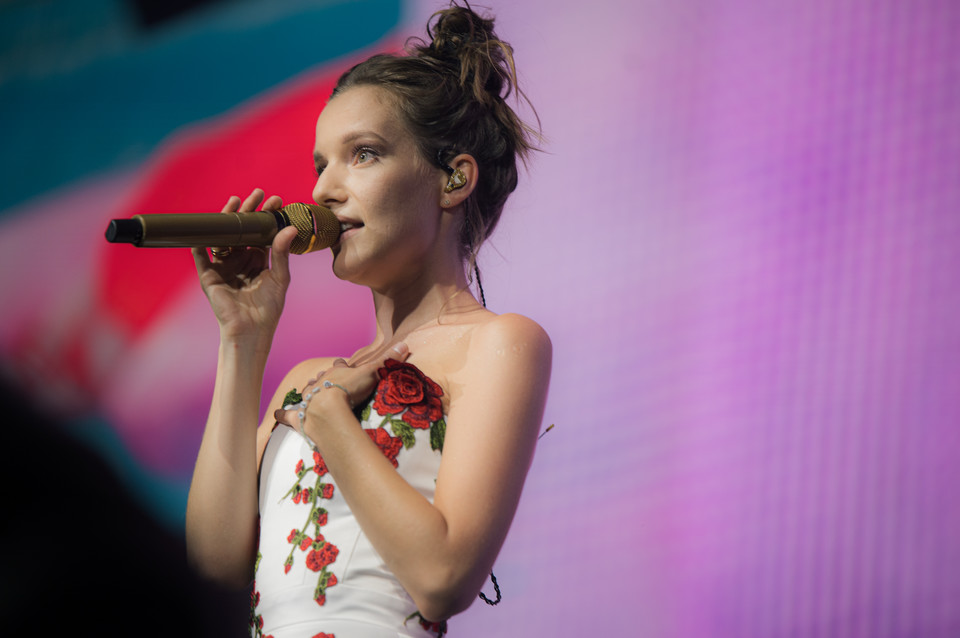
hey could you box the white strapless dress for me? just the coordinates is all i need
[252,361,448,638]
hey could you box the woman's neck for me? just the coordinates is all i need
[370,274,480,345]
[362,216,486,351]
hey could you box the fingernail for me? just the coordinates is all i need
[392,342,409,356]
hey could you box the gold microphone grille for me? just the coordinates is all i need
[281,203,340,254]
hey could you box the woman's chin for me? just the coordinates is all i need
[330,252,368,285]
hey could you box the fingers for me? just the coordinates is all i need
[220,189,281,214]
[274,404,303,429]
[192,245,212,272]
[272,348,410,432]
[385,342,410,362]
[220,195,242,214]
[262,194,283,212]
[212,189,288,264]
[270,226,298,283]
[273,376,326,427]
[239,189,265,212]
[209,194,246,257]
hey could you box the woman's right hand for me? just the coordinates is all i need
[191,188,299,342]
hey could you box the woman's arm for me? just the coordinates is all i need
[291,313,552,620]
[184,189,299,587]
[185,337,270,587]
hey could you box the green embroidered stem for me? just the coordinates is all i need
[278,464,313,503]
[284,506,316,566]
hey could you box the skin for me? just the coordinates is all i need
[185,85,551,622]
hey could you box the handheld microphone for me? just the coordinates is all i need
[104,203,340,255]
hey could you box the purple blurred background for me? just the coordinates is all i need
[1,0,958,635]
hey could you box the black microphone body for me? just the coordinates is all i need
[104,203,340,255]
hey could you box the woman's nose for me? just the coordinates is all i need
[312,164,345,206]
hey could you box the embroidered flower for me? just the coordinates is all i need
[419,617,445,633]
[306,543,339,572]
[310,569,339,608]
[281,454,338,614]
[250,585,269,637]
[373,360,444,429]
[406,611,448,637]
[312,450,329,476]
[365,427,404,467]
[312,633,336,638]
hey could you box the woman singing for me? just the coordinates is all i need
[185,3,551,636]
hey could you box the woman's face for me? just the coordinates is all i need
[312,85,446,289]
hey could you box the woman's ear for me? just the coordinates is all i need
[440,154,478,208]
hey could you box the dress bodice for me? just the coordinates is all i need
[252,360,448,638]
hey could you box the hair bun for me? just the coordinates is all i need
[417,4,513,105]
[429,5,492,57]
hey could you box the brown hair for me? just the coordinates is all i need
[331,1,540,270]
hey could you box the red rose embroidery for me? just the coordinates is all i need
[306,543,339,572]
[312,450,329,476]
[366,427,403,468]
[419,618,443,632]
[312,633,336,638]
[320,484,334,499]
[373,360,443,429]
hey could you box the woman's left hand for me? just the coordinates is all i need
[274,343,409,430]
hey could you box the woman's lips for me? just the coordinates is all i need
[334,221,362,247]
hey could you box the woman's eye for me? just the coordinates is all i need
[355,147,377,164]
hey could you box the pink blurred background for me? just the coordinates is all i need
[1,0,958,635]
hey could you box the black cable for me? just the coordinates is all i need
[479,571,502,605]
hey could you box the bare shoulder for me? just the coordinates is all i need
[448,313,552,404]
[469,312,552,366]
[439,313,551,471]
